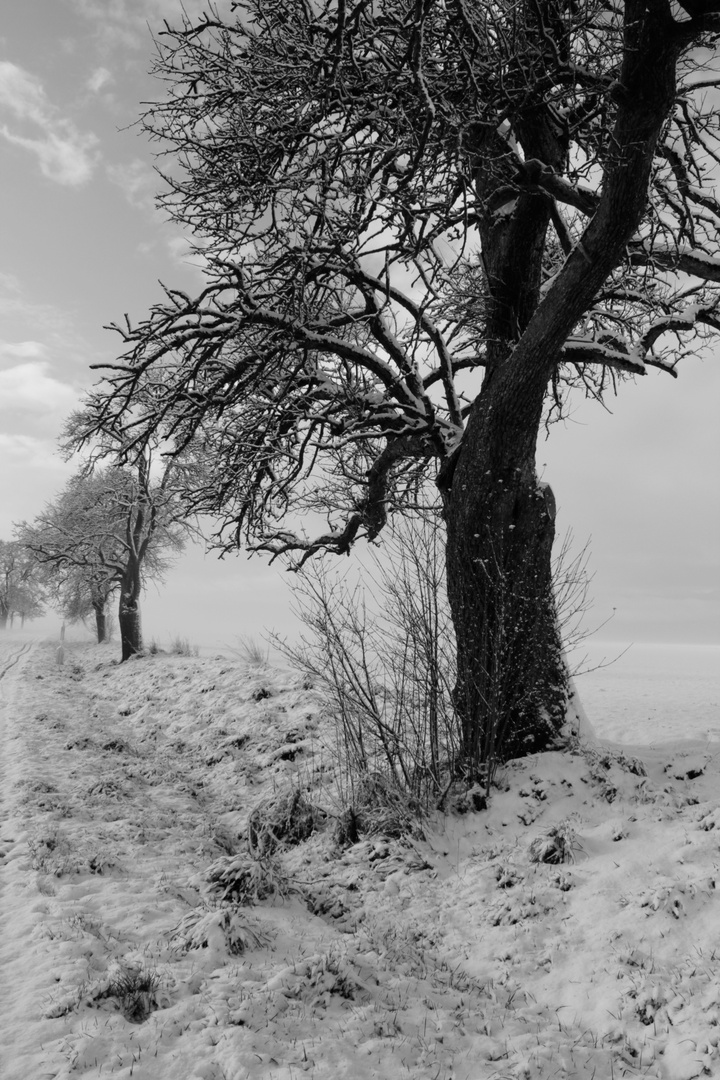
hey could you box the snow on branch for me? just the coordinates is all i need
[562,339,647,376]
[636,303,720,361]
[564,297,720,380]
[630,244,720,283]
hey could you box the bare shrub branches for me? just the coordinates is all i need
[276,514,458,810]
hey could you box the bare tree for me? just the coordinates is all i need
[19,457,191,660]
[48,563,117,645]
[76,0,720,772]
[0,541,46,629]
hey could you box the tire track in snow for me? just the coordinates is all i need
[0,640,34,819]
[0,640,33,686]
[0,640,44,1080]
[0,640,34,824]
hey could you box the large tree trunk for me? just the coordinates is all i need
[93,602,108,644]
[441,106,573,781]
[443,382,567,782]
[118,562,143,661]
[119,600,142,661]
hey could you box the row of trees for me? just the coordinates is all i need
[9,0,720,782]
[6,446,195,661]
[0,541,46,629]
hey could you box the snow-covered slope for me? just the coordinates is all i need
[2,638,719,1080]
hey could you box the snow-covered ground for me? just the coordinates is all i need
[2,634,720,1080]
[577,642,720,745]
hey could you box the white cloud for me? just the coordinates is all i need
[0,279,97,382]
[0,361,78,413]
[0,434,72,535]
[106,158,157,211]
[87,66,114,94]
[0,340,47,360]
[0,62,47,122]
[166,234,210,275]
[0,60,100,185]
[0,432,65,468]
[68,0,211,51]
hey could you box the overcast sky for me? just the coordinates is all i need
[0,0,718,652]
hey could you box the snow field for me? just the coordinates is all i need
[1,639,720,1079]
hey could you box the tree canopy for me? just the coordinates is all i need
[74,0,720,770]
[19,456,192,657]
[79,0,720,556]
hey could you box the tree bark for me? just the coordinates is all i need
[439,104,570,779]
[118,561,143,661]
[94,602,108,644]
[443,370,567,780]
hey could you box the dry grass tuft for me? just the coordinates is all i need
[345,771,425,841]
[248,786,324,856]
[529,820,579,864]
[170,636,199,657]
[204,851,291,905]
[98,964,161,1024]
[170,905,272,955]
[228,635,270,667]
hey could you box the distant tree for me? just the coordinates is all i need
[0,541,46,629]
[19,455,192,660]
[75,1,720,775]
[43,560,118,645]
[9,585,45,628]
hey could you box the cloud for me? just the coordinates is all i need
[0,281,75,342]
[0,432,66,468]
[0,61,100,185]
[0,361,78,414]
[166,234,210,275]
[87,66,114,94]
[0,340,47,361]
[67,0,212,52]
[0,278,99,383]
[106,158,157,211]
[0,434,73,536]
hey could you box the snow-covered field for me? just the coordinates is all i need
[2,634,720,1080]
[578,642,720,745]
